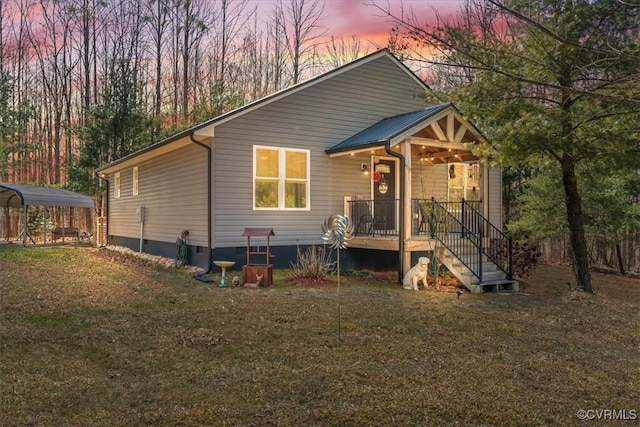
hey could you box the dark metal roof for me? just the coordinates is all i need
[325,103,451,154]
[0,183,95,209]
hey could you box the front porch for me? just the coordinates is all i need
[326,103,515,292]
[346,198,516,293]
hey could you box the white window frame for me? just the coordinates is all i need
[114,172,121,198]
[132,166,139,196]
[447,163,480,202]
[253,145,310,210]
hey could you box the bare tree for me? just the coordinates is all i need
[274,0,327,84]
[143,0,170,120]
[28,0,79,184]
[169,0,212,124]
[322,34,366,71]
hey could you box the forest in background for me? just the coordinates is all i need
[0,0,369,197]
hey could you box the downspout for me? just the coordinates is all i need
[95,172,109,247]
[189,131,213,273]
[383,139,405,283]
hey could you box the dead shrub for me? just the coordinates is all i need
[290,240,335,280]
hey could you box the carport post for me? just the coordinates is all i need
[43,207,47,244]
[23,205,27,246]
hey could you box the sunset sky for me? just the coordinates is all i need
[251,0,462,47]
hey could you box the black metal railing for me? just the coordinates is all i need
[350,197,513,281]
[413,199,480,235]
[414,198,512,281]
[460,200,513,280]
[430,200,483,280]
[348,199,399,236]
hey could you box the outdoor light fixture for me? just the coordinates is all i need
[361,163,370,175]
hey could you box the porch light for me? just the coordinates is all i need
[361,163,370,175]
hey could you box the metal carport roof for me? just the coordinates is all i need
[0,182,95,209]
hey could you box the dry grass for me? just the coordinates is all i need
[1,246,638,426]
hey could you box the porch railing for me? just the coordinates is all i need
[348,198,513,282]
[425,198,512,281]
[348,199,399,236]
[459,200,513,280]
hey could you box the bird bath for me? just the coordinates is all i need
[213,260,235,287]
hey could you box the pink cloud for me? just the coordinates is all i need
[252,0,463,51]
[323,1,461,41]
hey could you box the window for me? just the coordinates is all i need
[114,172,121,198]
[448,163,480,202]
[132,166,139,196]
[254,146,309,209]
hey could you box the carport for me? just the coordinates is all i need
[0,183,95,245]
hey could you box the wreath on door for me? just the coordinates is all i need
[372,170,382,183]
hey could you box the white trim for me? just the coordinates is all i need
[253,145,311,211]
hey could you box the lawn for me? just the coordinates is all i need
[1,246,638,426]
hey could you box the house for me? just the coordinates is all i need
[95,49,515,293]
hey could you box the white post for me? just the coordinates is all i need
[62,208,66,241]
[402,141,412,278]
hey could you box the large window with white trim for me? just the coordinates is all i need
[254,146,309,209]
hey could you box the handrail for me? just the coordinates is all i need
[461,200,513,280]
[430,199,482,280]
[419,198,512,282]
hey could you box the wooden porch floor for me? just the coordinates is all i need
[349,234,437,252]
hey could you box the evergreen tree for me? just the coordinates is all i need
[68,58,154,198]
[377,0,640,291]
[0,72,33,181]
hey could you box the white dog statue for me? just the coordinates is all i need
[402,257,430,290]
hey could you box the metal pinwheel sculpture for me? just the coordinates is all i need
[321,214,354,341]
[321,214,354,249]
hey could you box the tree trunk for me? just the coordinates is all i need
[560,153,592,291]
[615,243,625,275]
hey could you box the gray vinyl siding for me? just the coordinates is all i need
[108,142,209,246]
[212,55,427,247]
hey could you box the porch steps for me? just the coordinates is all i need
[436,247,519,294]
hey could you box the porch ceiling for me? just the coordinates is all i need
[410,139,478,164]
